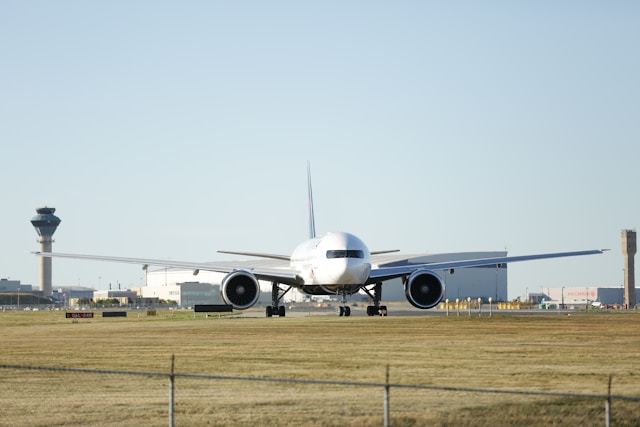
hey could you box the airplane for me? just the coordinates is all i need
[34,163,607,317]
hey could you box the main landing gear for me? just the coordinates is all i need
[266,282,291,318]
[362,282,388,316]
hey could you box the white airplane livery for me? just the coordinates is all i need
[35,164,606,317]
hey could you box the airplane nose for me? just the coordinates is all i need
[327,259,348,282]
[329,259,370,284]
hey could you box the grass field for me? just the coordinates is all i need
[1,309,639,426]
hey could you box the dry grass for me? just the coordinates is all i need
[1,309,639,426]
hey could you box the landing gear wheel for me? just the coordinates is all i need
[367,305,388,316]
[338,306,351,317]
[267,306,285,317]
[364,283,385,317]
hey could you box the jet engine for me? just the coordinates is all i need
[221,270,260,310]
[404,270,445,309]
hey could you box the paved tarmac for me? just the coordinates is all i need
[233,304,593,318]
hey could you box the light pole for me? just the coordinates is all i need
[561,286,564,310]
[585,287,589,311]
[495,265,499,301]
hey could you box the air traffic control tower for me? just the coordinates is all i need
[31,207,61,297]
[621,229,636,309]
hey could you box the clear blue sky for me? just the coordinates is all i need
[1,1,638,299]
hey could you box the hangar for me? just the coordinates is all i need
[142,251,508,308]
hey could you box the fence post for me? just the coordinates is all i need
[169,355,175,427]
[605,375,612,427]
[384,365,390,427]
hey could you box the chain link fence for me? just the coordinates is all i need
[1,361,639,426]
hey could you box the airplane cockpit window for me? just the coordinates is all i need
[326,250,364,259]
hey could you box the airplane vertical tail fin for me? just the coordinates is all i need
[307,161,316,239]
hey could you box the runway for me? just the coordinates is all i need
[231,303,588,318]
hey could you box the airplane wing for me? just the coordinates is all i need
[366,249,607,284]
[33,252,302,285]
[216,250,290,261]
[34,248,607,288]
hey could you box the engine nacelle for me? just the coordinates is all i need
[404,270,445,309]
[221,270,260,310]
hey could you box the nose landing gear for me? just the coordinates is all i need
[338,289,351,317]
[338,305,351,316]
[337,289,352,316]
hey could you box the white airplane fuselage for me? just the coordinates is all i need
[290,232,372,288]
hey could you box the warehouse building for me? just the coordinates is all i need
[135,281,220,307]
[538,286,640,309]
